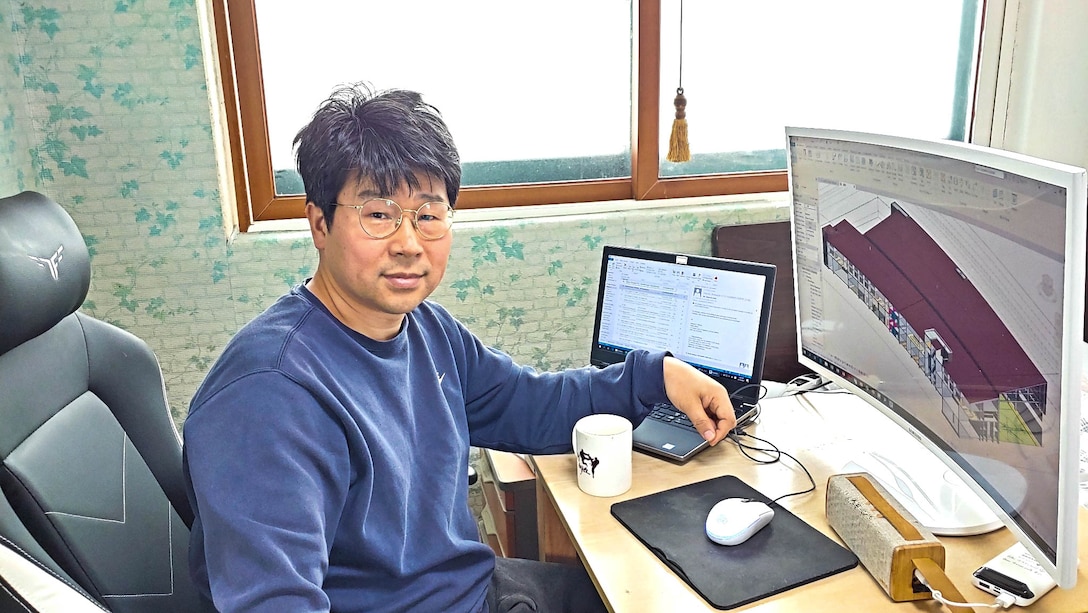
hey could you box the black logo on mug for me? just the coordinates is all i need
[577,449,600,477]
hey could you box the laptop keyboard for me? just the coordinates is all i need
[648,401,756,431]
[648,403,696,430]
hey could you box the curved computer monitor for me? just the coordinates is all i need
[786,127,1085,588]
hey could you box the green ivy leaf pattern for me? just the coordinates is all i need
[76,64,104,98]
[273,267,311,288]
[83,234,99,258]
[160,149,184,168]
[20,6,60,39]
[183,44,201,69]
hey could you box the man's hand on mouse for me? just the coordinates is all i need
[663,356,736,445]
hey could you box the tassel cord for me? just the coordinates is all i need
[666,0,691,163]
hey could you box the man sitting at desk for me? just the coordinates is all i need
[182,82,736,613]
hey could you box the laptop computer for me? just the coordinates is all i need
[589,246,777,463]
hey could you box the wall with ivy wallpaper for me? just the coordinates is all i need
[0,0,788,428]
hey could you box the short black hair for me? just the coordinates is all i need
[293,83,462,228]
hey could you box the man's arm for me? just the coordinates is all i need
[184,374,348,612]
[460,345,667,454]
[663,356,737,445]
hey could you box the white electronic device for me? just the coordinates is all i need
[971,542,1058,607]
[787,127,1086,589]
[704,498,775,546]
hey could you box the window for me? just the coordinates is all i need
[215,0,982,231]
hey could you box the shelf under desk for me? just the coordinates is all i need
[482,449,538,560]
[531,394,1088,612]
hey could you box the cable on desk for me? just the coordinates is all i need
[732,404,761,433]
[725,386,815,505]
[726,384,768,433]
[729,376,844,434]
[726,430,816,507]
[913,568,1015,610]
[793,392,819,414]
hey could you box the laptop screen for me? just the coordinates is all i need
[589,246,777,404]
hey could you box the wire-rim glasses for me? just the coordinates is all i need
[331,198,454,240]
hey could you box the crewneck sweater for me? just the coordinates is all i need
[183,286,665,612]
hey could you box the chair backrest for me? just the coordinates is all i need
[711,222,810,383]
[0,191,212,612]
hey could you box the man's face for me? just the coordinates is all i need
[306,172,452,339]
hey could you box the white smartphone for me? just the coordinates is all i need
[971,542,1057,607]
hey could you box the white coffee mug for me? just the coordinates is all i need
[572,414,633,497]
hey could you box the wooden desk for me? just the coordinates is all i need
[482,449,538,559]
[532,394,1088,612]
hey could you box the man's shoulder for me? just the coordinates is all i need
[233,290,318,346]
[194,291,319,387]
[188,294,328,415]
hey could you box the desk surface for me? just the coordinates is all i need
[532,393,1088,612]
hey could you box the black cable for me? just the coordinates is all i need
[727,385,766,433]
[731,404,760,433]
[730,382,768,402]
[726,431,816,507]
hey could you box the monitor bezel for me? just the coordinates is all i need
[785,126,1086,588]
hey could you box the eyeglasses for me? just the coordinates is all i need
[331,199,454,240]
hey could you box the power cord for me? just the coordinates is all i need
[913,569,1016,610]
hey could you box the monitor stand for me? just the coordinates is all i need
[842,440,1010,536]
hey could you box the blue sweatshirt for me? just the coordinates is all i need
[183,286,665,612]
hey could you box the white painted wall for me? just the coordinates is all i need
[975,0,1088,171]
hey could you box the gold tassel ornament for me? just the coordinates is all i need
[667,87,690,163]
[666,0,690,163]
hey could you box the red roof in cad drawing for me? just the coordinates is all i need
[823,206,1044,404]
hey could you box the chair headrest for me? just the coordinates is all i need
[0,191,91,355]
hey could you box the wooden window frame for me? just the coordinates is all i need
[215,0,786,232]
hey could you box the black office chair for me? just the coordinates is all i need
[0,191,212,612]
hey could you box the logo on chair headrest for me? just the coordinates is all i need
[29,245,64,281]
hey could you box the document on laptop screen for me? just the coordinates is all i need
[597,255,766,379]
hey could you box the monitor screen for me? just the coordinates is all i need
[588,247,776,405]
[787,127,1085,587]
[595,252,766,379]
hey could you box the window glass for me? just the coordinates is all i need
[658,0,980,177]
[254,0,633,196]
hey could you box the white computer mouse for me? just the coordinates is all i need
[705,497,775,546]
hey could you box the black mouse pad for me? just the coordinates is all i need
[610,475,858,610]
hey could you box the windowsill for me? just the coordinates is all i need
[241,192,792,236]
